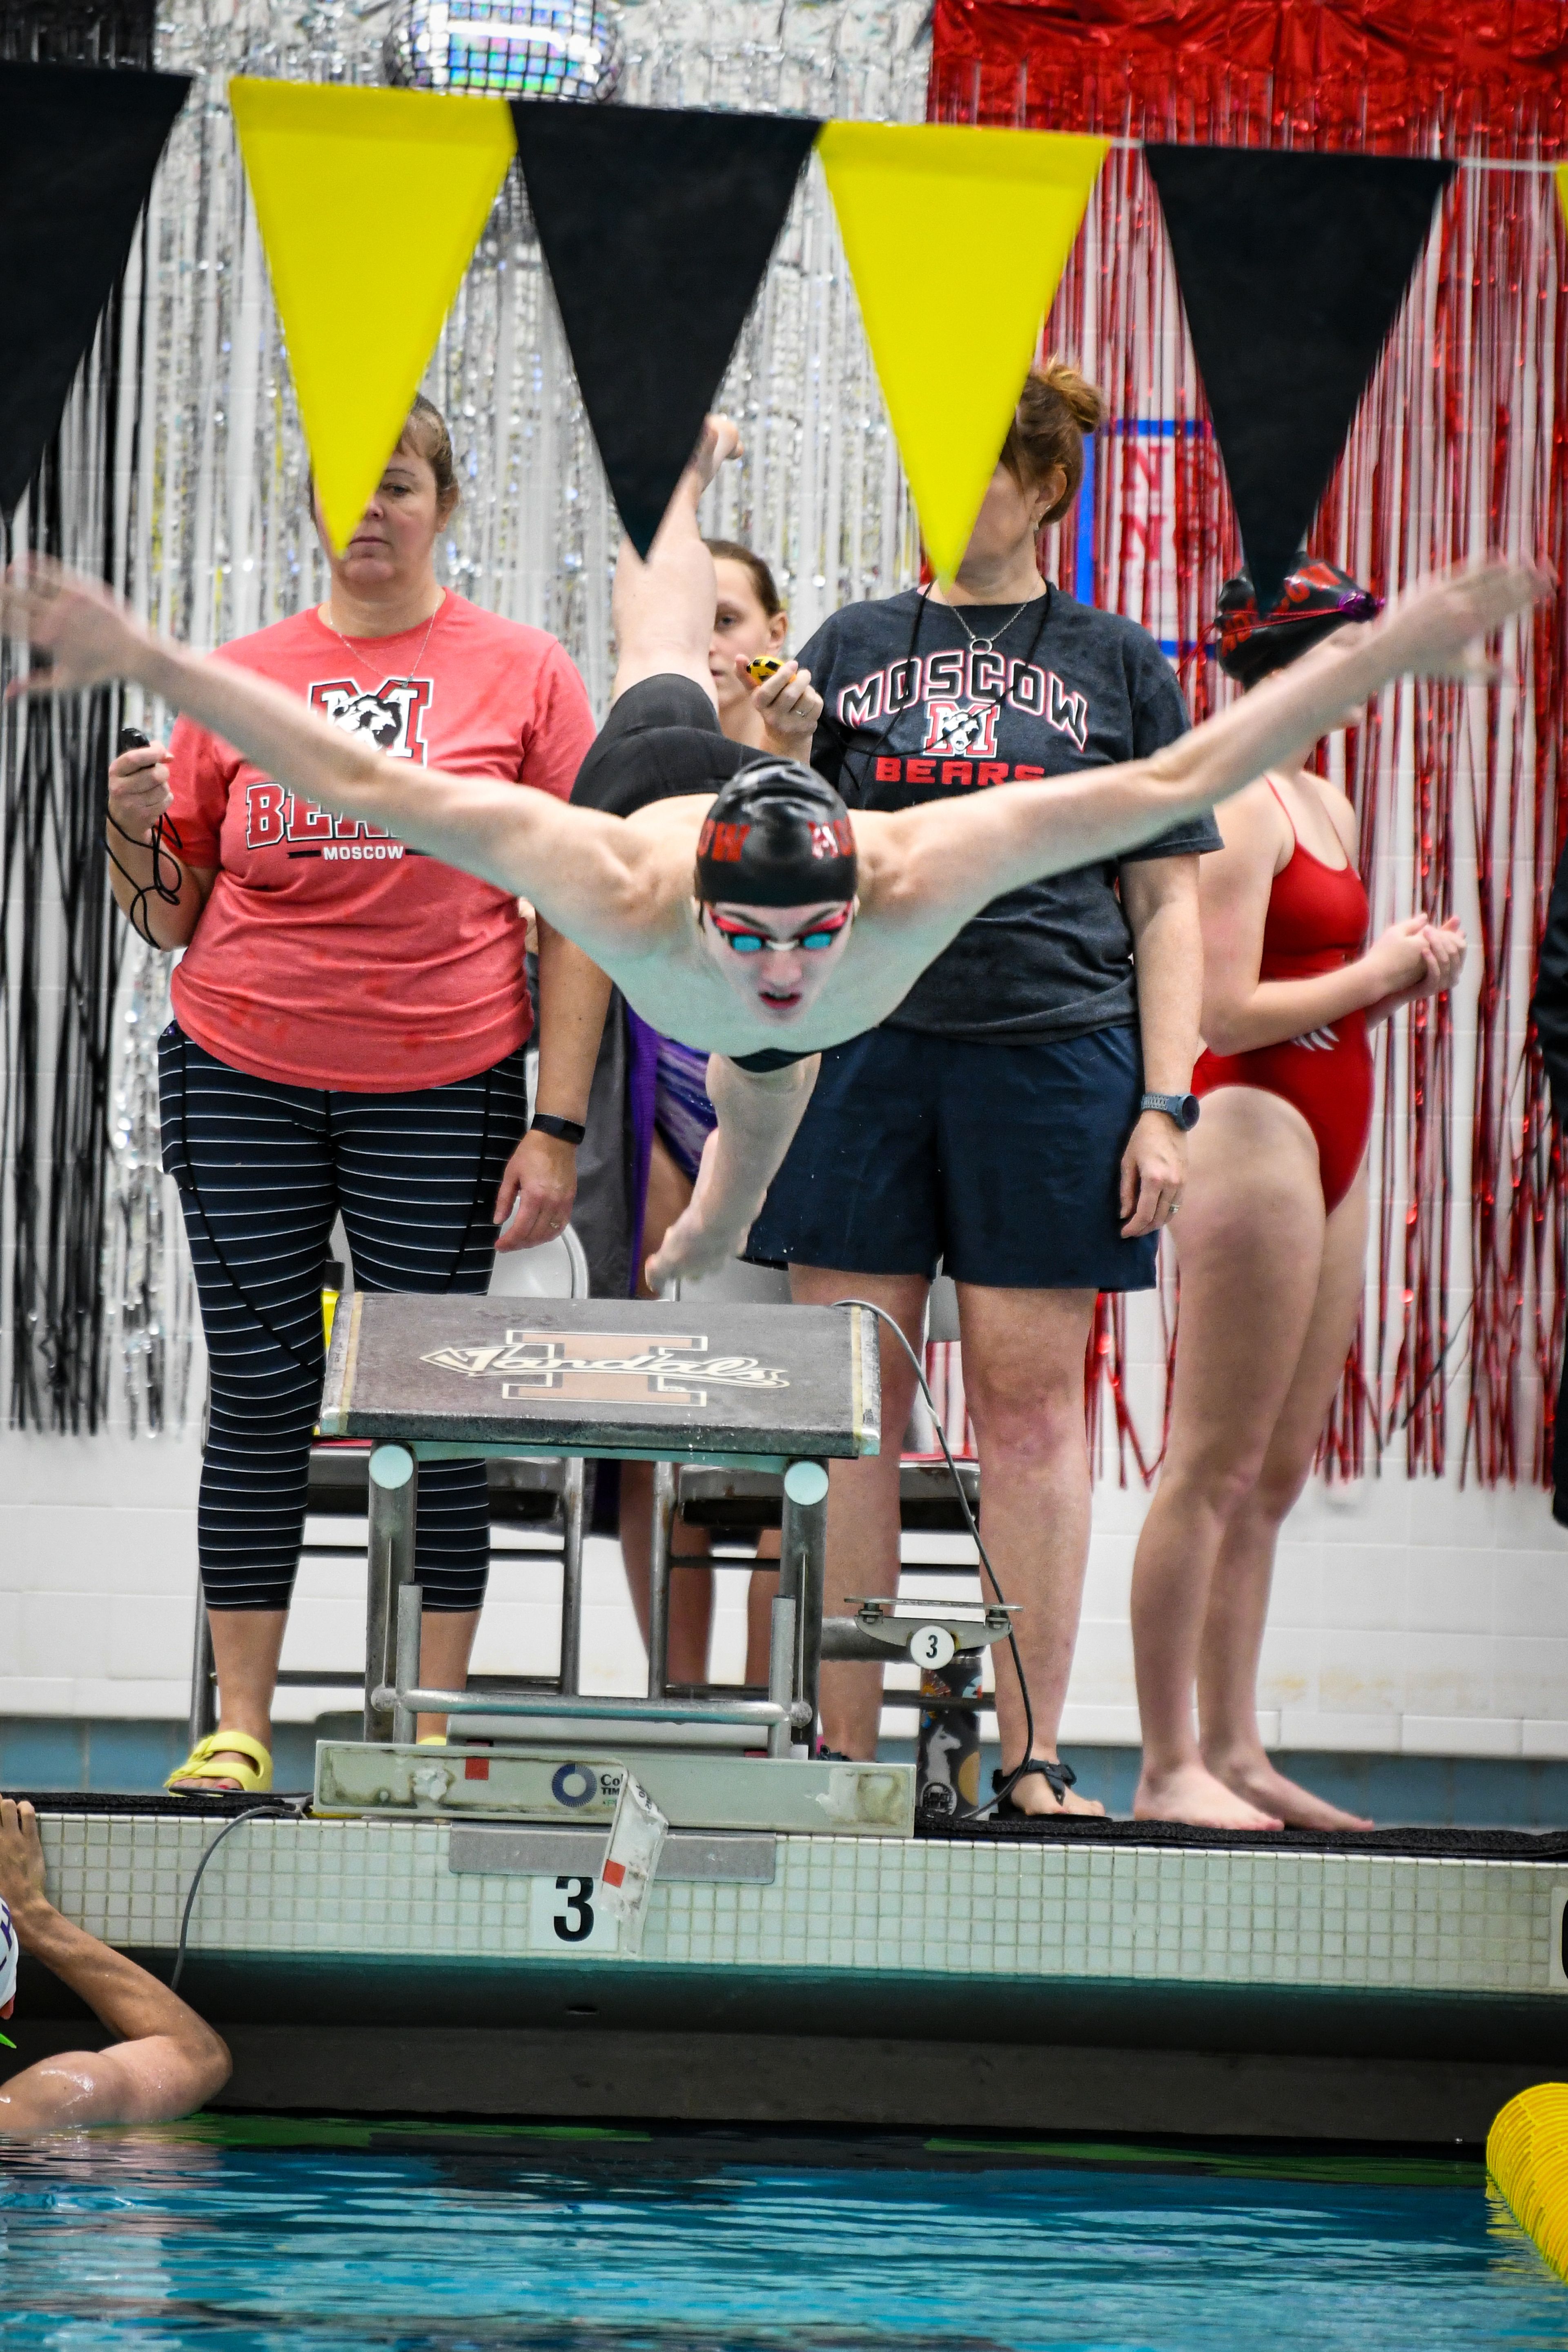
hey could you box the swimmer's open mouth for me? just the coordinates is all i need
[758,987,802,1012]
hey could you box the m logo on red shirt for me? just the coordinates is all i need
[308,675,434,760]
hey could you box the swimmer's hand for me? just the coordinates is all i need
[745,656,823,761]
[646,1055,817,1288]
[0,1792,49,1930]
[644,1131,760,1289]
[0,558,151,697]
[1289,559,1550,732]
[691,414,743,494]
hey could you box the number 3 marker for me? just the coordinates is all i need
[911,1626,956,1669]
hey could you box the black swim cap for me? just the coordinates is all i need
[695,758,858,909]
[1217,557,1382,688]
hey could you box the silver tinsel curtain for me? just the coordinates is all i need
[34,0,927,1434]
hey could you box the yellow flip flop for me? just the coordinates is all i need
[165,1731,274,1794]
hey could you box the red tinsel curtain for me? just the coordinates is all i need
[934,0,1568,1485]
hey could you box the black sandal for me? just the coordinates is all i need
[992,1757,1076,1816]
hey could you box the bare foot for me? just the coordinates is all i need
[1004,1759,1105,1817]
[1134,1761,1283,1830]
[692,412,742,491]
[1207,1752,1373,1832]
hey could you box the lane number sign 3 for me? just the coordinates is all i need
[529,1873,620,1953]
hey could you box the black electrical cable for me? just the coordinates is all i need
[105,798,187,949]
[167,1798,307,1997]
[832,1298,1036,1823]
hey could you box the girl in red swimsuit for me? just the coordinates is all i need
[1130,559,1468,1833]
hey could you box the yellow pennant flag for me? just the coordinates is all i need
[230,80,515,551]
[817,122,1109,582]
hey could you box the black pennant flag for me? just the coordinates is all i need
[512,103,820,555]
[1144,146,1454,612]
[0,62,189,517]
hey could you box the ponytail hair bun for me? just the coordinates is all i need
[1000,357,1104,526]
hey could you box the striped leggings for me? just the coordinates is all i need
[160,1023,528,1613]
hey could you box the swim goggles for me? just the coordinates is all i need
[707,905,852,956]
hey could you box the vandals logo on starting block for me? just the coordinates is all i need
[419,1329,790,1409]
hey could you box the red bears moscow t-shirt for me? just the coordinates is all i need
[165,594,595,1091]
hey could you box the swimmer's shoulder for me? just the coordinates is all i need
[622,791,715,835]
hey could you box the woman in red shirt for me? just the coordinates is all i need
[106,395,599,1794]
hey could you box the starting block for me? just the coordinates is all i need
[317,1293,883,1815]
[312,1741,915,1836]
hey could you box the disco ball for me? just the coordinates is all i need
[383,0,624,101]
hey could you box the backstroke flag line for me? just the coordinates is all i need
[1144,145,1454,612]
[511,102,820,556]
[817,122,1109,583]
[230,80,515,552]
[0,62,190,517]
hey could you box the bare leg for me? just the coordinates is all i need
[788,1265,928,1759]
[200,1608,287,1784]
[744,1529,780,1687]
[610,416,739,704]
[620,1133,713,1685]
[1130,1089,1325,1828]
[956,1284,1105,1817]
[1198,1171,1374,1829]
[416,1610,481,1744]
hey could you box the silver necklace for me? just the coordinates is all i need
[323,595,441,680]
[930,587,1044,656]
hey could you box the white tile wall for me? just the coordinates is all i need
[3,1283,1566,1757]
[34,1811,1568,1999]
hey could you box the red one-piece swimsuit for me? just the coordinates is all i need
[1192,784,1374,1214]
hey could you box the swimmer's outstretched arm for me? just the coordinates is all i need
[645,1052,819,1288]
[869,563,1545,926]
[0,1795,231,2135]
[0,569,668,965]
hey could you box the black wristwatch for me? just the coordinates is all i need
[1140,1091,1200,1132]
[530,1112,586,1147]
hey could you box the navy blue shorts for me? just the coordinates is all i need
[747,1022,1157,1292]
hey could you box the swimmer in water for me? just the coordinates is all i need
[0,1793,231,2134]
[0,421,1541,1286]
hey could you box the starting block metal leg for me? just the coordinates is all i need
[365,1444,417,1742]
[781,1460,830,1746]
[559,1458,585,1697]
[393,1581,422,1746]
[646,1459,676,1699]
[767,1594,797,1758]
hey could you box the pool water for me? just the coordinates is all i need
[2,2122,1565,2351]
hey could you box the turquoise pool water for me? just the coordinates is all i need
[1,2123,1565,2350]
